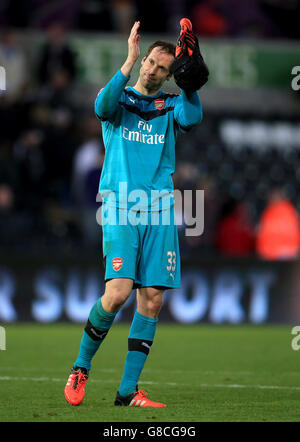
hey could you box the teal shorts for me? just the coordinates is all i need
[101,205,181,289]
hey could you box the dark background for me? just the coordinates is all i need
[0,0,300,323]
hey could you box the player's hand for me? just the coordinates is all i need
[121,21,140,77]
[127,21,140,63]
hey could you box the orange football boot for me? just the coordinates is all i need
[114,389,166,407]
[64,367,88,406]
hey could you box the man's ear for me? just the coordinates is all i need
[166,72,172,81]
[141,56,146,65]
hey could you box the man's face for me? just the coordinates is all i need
[139,47,174,93]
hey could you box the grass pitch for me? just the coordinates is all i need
[0,323,299,422]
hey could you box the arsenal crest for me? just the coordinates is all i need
[154,98,165,110]
[112,257,123,271]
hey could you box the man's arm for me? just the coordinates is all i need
[174,90,203,130]
[94,70,129,121]
[94,21,141,120]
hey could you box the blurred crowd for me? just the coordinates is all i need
[173,174,300,260]
[0,22,300,260]
[0,24,102,252]
[1,0,300,39]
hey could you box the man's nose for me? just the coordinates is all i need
[149,65,157,75]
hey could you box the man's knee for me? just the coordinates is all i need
[102,279,133,312]
[137,287,164,318]
[147,295,163,315]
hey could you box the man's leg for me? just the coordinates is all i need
[115,287,166,407]
[64,278,133,405]
[73,278,133,371]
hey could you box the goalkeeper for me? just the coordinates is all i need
[64,19,208,408]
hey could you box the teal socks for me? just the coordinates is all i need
[74,297,117,373]
[73,302,158,395]
[118,311,158,396]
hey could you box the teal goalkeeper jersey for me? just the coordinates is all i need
[95,69,203,211]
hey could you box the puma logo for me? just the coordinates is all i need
[141,342,151,350]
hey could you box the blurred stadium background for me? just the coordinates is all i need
[0,0,300,326]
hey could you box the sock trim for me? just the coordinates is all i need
[97,297,118,320]
[128,338,153,355]
[135,310,158,324]
[84,319,109,341]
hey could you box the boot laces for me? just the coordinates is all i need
[137,390,148,398]
[73,371,88,391]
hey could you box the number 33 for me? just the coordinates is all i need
[167,251,176,272]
